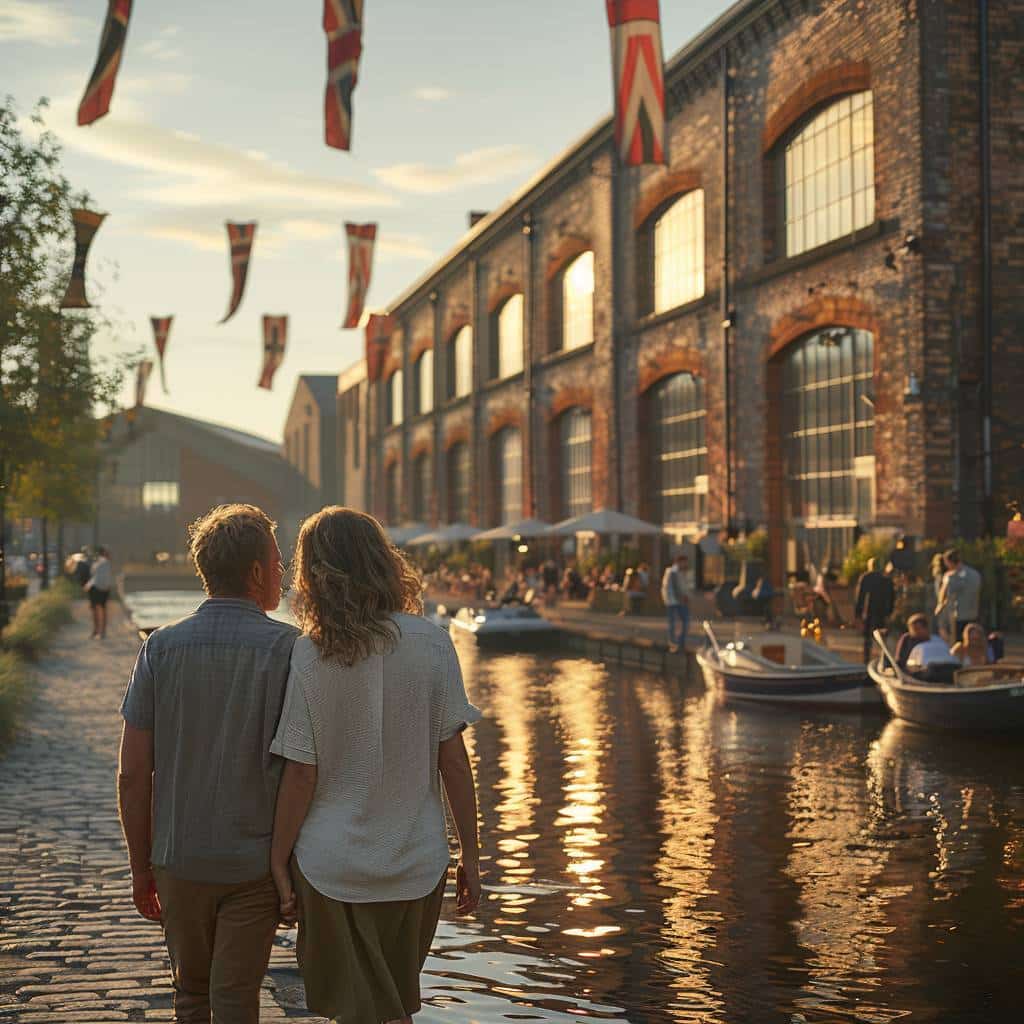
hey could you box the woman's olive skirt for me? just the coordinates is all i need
[293,860,446,1023]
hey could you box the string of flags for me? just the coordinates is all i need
[323,0,365,151]
[60,209,106,310]
[220,222,257,324]
[343,223,376,328]
[78,1,132,127]
[259,317,289,390]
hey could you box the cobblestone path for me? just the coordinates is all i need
[0,603,320,1022]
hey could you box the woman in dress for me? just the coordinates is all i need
[270,507,482,1024]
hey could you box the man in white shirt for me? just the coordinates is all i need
[661,554,692,651]
[84,546,113,640]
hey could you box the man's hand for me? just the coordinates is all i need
[131,867,162,922]
[455,859,481,916]
[272,862,297,927]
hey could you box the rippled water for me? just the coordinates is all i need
[414,637,1024,1024]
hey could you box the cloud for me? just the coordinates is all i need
[282,220,435,261]
[0,0,86,45]
[413,86,453,103]
[373,145,538,195]
[140,39,184,62]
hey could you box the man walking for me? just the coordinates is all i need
[936,548,983,638]
[854,557,895,662]
[117,504,299,1022]
[661,554,692,651]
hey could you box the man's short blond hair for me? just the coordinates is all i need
[187,504,277,597]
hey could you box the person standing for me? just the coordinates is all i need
[84,546,113,640]
[661,554,692,651]
[270,507,481,1024]
[936,548,983,638]
[854,557,895,662]
[117,504,298,1022]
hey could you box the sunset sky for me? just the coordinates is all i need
[3,0,733,441]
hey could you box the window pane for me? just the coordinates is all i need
[452,326,473,398]
[558,409,592,518]
[498,294,524,378]
[653,189,705,314]
[562,252,594,351]
[417,349,433,415]
[387,369,403,426]
[649,373,708,527]
[496,429,523,525]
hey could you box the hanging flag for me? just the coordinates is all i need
[365,312,393,381]
[323,0,364,150]
[220,222,257,323]
[150,316,173,394]
[343,222,376,328]
[78,0,133,126]
[60,208,106,309]
[259,316,288,390]
[134,359,153,408]
[606,0,667,166]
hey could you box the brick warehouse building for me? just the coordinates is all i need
[352,0,1022,582]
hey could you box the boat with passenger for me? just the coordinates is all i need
[450,593,560,647]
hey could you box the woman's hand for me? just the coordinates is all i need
[455,859,481,916]
[272,862,297,927]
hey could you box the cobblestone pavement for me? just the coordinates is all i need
[0,603,321,1022]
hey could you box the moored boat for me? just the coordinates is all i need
[868,630,1024,732]
[697,622,880,707]
[450,603,560,647]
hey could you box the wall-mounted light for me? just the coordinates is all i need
[721,308,736,329]
[521,212,534,237]
[428,289,439,304]
[517,543,529,554]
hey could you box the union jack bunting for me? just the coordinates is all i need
[259,316,288,390]
[60,208,107,309]
[343,222,376,328]
[219,222,257,324]
[150,316,173,394]
[606,0,667,166]
[323,0,364,150]
[364,312,393,382]
[78,0,133,126]
[134,359,154,408]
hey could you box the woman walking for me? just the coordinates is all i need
[270,507,482,1024]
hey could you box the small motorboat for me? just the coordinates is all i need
[450,600,560,647]
[868,630,1024,732]
[697,622,880,707]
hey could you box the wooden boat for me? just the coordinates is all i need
[867,630,1024,732]
[696,622,880,707]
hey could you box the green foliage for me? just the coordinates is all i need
[841,532,893,584]
[0,650,34,749]
[0,581,74,659]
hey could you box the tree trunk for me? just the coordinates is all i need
[40,517,49,590]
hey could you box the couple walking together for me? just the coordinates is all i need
[117,504,482,1023]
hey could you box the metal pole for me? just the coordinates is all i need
[979,0,994,537]
[721,49,734,533]
[0,458,9,627]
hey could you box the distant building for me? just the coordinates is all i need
[337,359,368,511]
[282,374,339,513]
[95,406,307,564]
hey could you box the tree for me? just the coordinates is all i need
[1,97,127,612]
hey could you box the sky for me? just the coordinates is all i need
[3,0,734,443]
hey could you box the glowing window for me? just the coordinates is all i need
[562,251,594,351]
[497,294,525,378]
[653,190,705,313]
[386,369,403,426]
[559,408,592,518]
[416,349,433,415]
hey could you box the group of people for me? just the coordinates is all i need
[117,504,482,1023]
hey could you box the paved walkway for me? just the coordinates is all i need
[0,603,319,1022]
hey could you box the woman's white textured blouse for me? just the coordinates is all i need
[270,615,481,903]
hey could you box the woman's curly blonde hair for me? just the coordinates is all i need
[292,506,424,665]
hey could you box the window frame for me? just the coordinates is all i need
[647,189,706,316]
[447,325,473,400]
[647,372,708,528]
[493,293,525,380]
[385,368,403,427]
[557,407,593,519]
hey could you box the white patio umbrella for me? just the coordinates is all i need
[546,508,664,537]
[406,522,478,547]
[473,517,552,542]
[385,522,427,546]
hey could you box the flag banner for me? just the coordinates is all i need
[606,0,667,166]
[343,222,376,328]
[134,359,153,408]
[365,312,393,381]
[259,315,288,390]
[150,316,173,394]
[78,0,133,126]
[60,208,107,309]
[220,222,257,323]
[323,0,364,150]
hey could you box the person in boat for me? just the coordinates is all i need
[855,557,896,662]
[950,622,996,667]
[894,613,932,669]
[897,613,960,682]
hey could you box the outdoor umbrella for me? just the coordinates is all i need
[406,522,478,547]
[546,508,663,537]
[386,522,427,546]
[473,517,552,542]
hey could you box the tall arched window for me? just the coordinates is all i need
[415,349,433,415]
[447,442,470,523]
[649,373,707,526]
[412,451,432,522]
[496,294,525,379]
[654,190,705,313]
[448,326,473,400]
[385,461,400,524]
[561,251,594,351]
[494,428,522,525]
[559,408,592,518]
[782,327,875,565]
[784,91,874,257]
[386,369,403,426]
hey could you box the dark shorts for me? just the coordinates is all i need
[87,587,110,608]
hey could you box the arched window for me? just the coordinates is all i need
[653,190,705,313]
[782,327,875,565]
[386,369,403,426]
[494,427,522,525]
[385,461,400,524]
[495,293,525,379]
[412,451,431,522]
[447,442,471,523]
[649,373,707,526]
[415,349,434,415]
[561,251,594,351]
[448,326,473,400]
[558,408,592,518]
[783,91,874,257]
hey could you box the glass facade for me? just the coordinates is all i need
[562,251,595,351]
[497,294,525,378]
[495,428,522,525]
[416,349,433,415]
[782,328,875,566]
[386,369,403,426]
[412,452,431,522]
[784,91,874,257]
[559,408,592,519]
[653,190,705,313]
[448,442,471,523]
[649,373,707,526]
